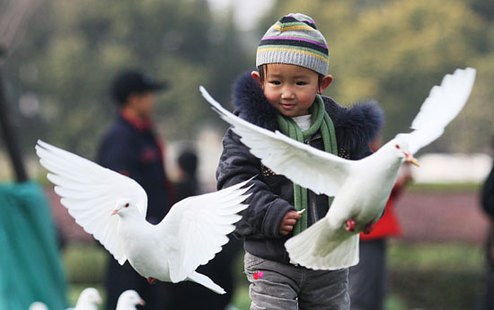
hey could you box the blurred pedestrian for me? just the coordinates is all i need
[96,69,175,310]
[170,148,243,310]
[348,134,413,310]
[476,135,494,310]
[174,149,200,201]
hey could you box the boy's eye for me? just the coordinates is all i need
[296,81,308,85]
[268,80,281,85]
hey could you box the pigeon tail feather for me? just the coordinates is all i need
[187,271,226,294]
[285,219,359,270]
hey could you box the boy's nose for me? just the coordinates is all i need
[281,87,295,100]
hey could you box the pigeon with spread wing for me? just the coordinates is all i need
[36,140,251,293]
[200,67,476,270]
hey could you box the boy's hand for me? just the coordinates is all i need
[279,210,302,235]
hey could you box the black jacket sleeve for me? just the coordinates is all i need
[482,164,494,219]
[216,128,294,240]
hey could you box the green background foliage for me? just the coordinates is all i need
[267,0,494,153]
[3,0,249,157]
[2,0,494,156]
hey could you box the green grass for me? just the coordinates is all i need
[63,243,108,284]
[408,182,481,193]
[386,240,484,310]
[63,241,486,309]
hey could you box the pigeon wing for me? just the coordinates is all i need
[157,179,251,283]
[404,67,476,154]
[200,86,354,197]
[35,140,148,265]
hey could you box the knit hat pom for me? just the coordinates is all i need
[256,13,329,75]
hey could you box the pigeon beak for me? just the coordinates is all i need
[111,209,118,216]
[139,299,146,306]
[405,152,420,167]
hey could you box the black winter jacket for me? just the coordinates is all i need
[216,72,383,264]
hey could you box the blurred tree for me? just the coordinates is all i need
[3,0,493,159]
[268,0,493,153]
[3,0,250,158]
[468,0,494,21]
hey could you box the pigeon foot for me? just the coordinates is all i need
[147,277,157,285]
[363,221,375,234]
[345,219,356,232]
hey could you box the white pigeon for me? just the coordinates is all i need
[35,140,251,294]
[29,302,49,310]
[200,67,476,270]
[116,290,145,310]
[69,287,102,310]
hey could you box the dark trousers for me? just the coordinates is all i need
[476,228,494,310]
[348,239,387,310]
[104,258,173,310]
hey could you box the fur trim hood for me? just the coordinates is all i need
[231,72,384,154]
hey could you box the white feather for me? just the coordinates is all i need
[200,85,353,197]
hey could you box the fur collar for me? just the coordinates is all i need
[231,72,383,150]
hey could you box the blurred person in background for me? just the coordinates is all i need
[476,135,494,310]
[174,149,200,200]
[348,133,413,310]
[170,148,243,310]
[96,69,175,309]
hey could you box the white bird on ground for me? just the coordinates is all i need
[200,67,476,270]
[36,140,251,294]
[69,287,102,310]
[116,290,145,310]
[28,302,49,310]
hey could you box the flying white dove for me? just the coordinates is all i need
[200,67,476,270]
[68,287,102,310]
[36,140,251,294]
[116,290,145,310]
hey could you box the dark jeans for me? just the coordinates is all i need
[476,227,494,310]
[348,239,387,310]
[244,252,350,310]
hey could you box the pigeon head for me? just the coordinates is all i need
[76,287,102,306]
[28,302,48,310]
[388,135,419,167]
[117,290,146,309]
[111,199,139,217]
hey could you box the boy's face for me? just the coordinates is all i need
[252,63,332,117]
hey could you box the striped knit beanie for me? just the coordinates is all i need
[256,13,329,75]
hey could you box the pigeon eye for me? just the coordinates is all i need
[395,144,400,149]
[124,203,130,208]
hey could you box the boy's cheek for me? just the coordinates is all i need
[264,93,278,106]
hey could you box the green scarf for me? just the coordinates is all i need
[277,95,338,235]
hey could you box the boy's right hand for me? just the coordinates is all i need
[279,210,302,235]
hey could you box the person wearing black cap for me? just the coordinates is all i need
[96,69,175,309]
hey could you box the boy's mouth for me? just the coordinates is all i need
[280,103,295,110]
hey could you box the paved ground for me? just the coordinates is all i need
[46,188,491,244]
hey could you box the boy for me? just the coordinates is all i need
[216,13,381,309]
